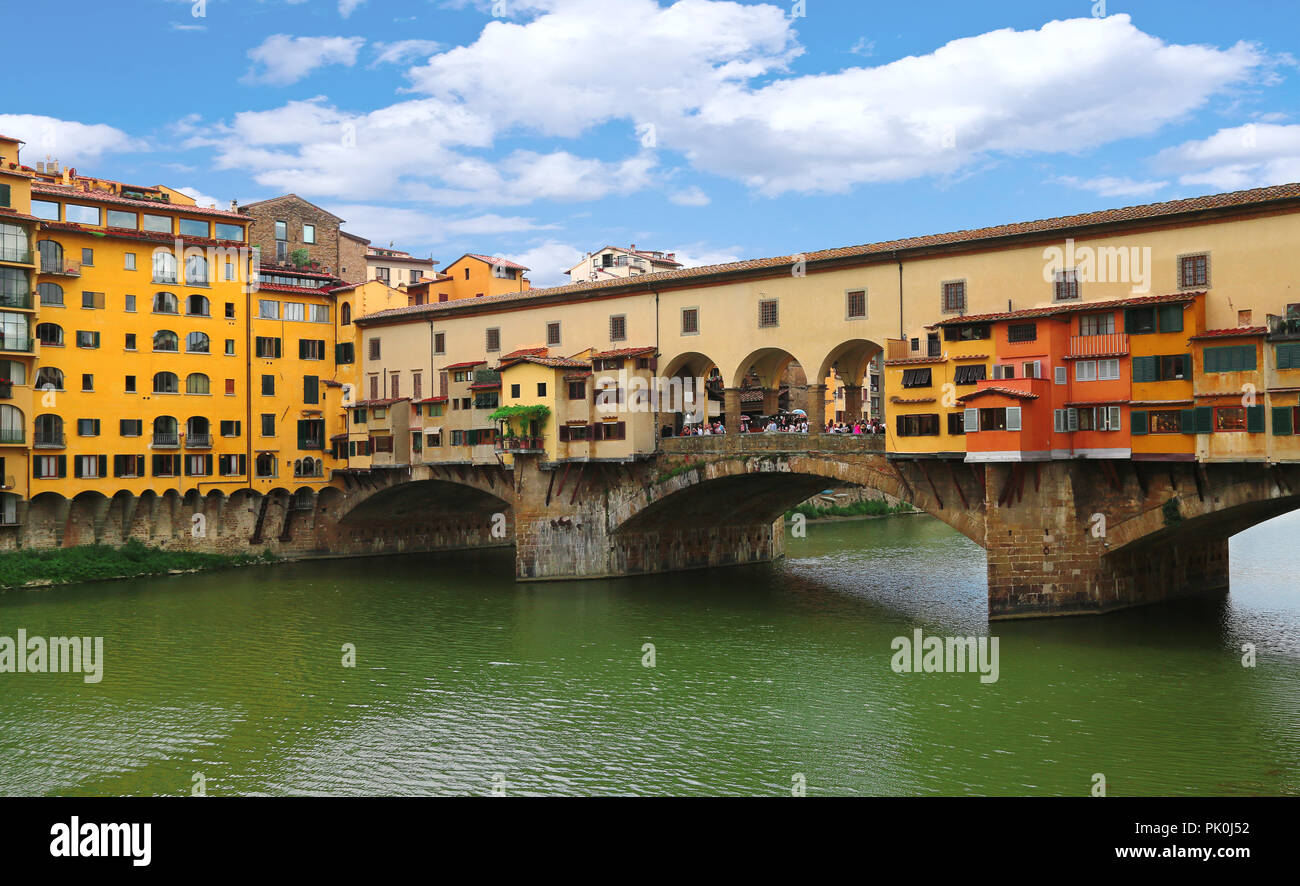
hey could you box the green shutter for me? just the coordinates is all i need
[1195,406,1213,434]
[56,455,67,478]
[1132,356,1156,383]
[1157,304,1183,333]
[1180,409,1197,433]
[1247,405,1265,433]
[98,455,107,478]
[1278,343,1300,370]
[1131,411,1148,435]
[0,183,10,207]
[1272,406,1293,435]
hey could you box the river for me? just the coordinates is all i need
[1,512,1297,796]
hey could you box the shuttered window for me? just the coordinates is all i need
[1203,345,1256,373]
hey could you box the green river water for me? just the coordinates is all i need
[1,512,1297,796]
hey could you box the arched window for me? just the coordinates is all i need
[152,250,177,284]
[38,282,64,306]
[37,240,63,272]
[153,415,177,446]
[185,373,210,395]
[35,323,63,346]
[186,416,209,437]
[186,294,210,316]
[184,254,208,284]
[34,413,63,446]
[34,367,63,391]
[293,458,303,476]
[153,291,178,314]
[255,453,277,478]
[153,330,178,352]
[0,404,24,444]
[153,371,179,394]
[341,302,352,325]
[186,331,209,353]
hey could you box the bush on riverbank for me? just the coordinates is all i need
[785,499,917,520]
[0,540,276,589]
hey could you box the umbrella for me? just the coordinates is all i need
[791,408,807,416]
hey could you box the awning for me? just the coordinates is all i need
[426,427,442,435]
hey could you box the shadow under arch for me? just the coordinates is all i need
[337,478,512,526]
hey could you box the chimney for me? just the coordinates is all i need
[230,199,238,211]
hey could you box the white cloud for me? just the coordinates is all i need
[506,241,589,287]
[850,37,875,57]
[177,186,225,209]
[326,203,556,250]
[372,39,442,66]
[1055,175,1170,198]
[669,185,710,206]
[0,114,142,162]
[1152,123,1300,190]
[663,243,743,269]
[243,35,365,86]
[339,0,365,18]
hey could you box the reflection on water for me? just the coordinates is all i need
[0,513,1297,796]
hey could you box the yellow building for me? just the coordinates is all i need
[0,134,39,524]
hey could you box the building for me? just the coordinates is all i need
[238,194,370,283]
[365,246,435,288]
[0,135,39,523]
[565,245,683,282]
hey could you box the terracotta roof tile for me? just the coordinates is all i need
[957,387,1040,401]
[442,360,487,370]
[1191,326,1266,339]
[32,182,247,219]
[591,346,656,360]
[930,291,1199,327]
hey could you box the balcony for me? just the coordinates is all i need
[0,382,11,399]
[300,439,324,451]
[496,436,546,453]
[0,292,34,309]
[1266,314,1300,340]
[152,432,179,448]
[0,429,25,446]
[0,337,34,353]
[1068,333,1129,358]
[33,431,65,449]
[39,258,81,277]
[0,247,32,265]
[185,433,212,449]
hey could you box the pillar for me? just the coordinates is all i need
[807,384,827,433]
[762,388,780,416]
[843,385,863,421]
[724,387,742,433]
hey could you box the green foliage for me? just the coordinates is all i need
[1162,497,1183,526]
[0,542,271,589]
[489,404,552,435]
[652,461,702,485]
[785,499,917,520]
[288,248,311,269]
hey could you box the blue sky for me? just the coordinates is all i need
[2,0,1297,285]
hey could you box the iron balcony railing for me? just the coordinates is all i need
[496,436,545,452]
[185,433,212,449]
[152,432,180,448]
[1068,332,1129,357]
[299,439,324,450]
[33,431,65,448]
[39,258,81,277]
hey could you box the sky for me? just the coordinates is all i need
[1,0,1297,286]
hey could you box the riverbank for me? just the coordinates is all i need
[785,499,919,521]
[0,540,277,590]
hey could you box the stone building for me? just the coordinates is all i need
[239,194,369,282]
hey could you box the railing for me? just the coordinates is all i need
[0,430,24,445]
[300,439,324,450]
[0,474,15,489]
[1267,314,1300,339]
[0,247,31,264]
[0,292,34,309]
[185,433,212,449]
[0,382,11,399]
[33,431,65,448]
[473,369,501,386]
[153,272,178,284]
[1068,332,1129,358]
[496,436,545,452]
[661,433,885,454]
[0,338,34,353]
[152,432,179,447]
[40,258,81,277]
[885,339,910,361]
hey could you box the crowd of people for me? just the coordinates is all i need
[671,414,885,435]
[824,418,885,434]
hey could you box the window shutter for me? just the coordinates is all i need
[1273,406,1293,435]
[1157,304,1183,333]
[1195,406,1213,434]
[0,183,10,207]
[963,408,978,432]
[1132,356,1155,383]
[98,455,107,478]
[1067,408,1079,431]
[74,457,83,479]
[1180,409,1197,434]
[1246,405,1265,433]
[558,426,569,442]
[1006,407,1021,431]
[56,455,67,478]
[1132,411,1148,435]
[304,375,319,404]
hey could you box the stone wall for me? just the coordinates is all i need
[239,196,343,276]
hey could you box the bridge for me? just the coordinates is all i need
[298,431,1300,620]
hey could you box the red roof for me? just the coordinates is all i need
[32,182,247,219]
[957,387,1040,401]
[500,346,549,360]
[885,356,947,366]
[464,253,529,271]
[443,360,487,370]
[418,396,448,404]
[352,398,409,407]
[0,133,26,143]
[39,220,246,249]
[256,282,331,295]
[500,355,590,370]
[930,291,1199,327]
[1191,326,1266,339]
[591,346,656,360]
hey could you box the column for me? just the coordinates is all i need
[843,385,863,421]
[807,384,827,433]
[724,387,742,433]
[762,388,780,416]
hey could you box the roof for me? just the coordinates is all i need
[0,133,26,143]
[889,396,938,404]
[454,253,530,271]
[255,282,331,295]
[238,194,344,222]
[39,220,245,249]
[418,396,448,404]
[1191,326,1266,339]
[885,356,947,366]
[340,230,371,244]
[1130,399,1194,406]
[569,245,684,272]
[500,355,591,370]
[930,291,1199,327]
[956,387,1040,401]
[352,398,409,408]
[32,182,247,220]
[591,346,656,360]
[443,360,487,370]
[499,346,549,360]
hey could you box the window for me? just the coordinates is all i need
[609,315,626,341]
[225,339,235,356]
[1075,361,1097,382]
[114,455,145,479]
[537,382,547,397]
[681,307,699,335]
[846,289,867,319]
[1203,345,1256,373]
[308,304,329,323]
[1054,366,1067,385]
[1007,323,1037,343]
[256,337,282,359]
[153,372,179,394]
[1077,407,1097,431]
[261,414,275,437]
[259,300,279,320]
[121,419,142,437]
[81,373,93,392]
[261,374,275,396]
[31,200,58,220]
[299,339,325,360]
[1216,406,1246,431]
[510,383,521,398]
[1132,353,1191,382]
[368,338,381,360]
[186,332,210,354]
[412,373,422,401]
[225,378,235,396]
[941,281,966,314]
[283,302,306,322]
[568,381,586,400]
[179,218,208,238]
[901,368,932,388]
[153,291,179,314]
[336,342,354,364]
[36,323,63,346]
[153,330,179,352]
[225,302,236,320]
[953,364,985,386]
[274,221,287,241]
[187,294,209,316]
[124,294,136,312]
[895,414,940,436]
[123,253,136,270]
[215,222,243,242]
[1179,253,1209,289]
[1097,358,1120,381]
[303,224,315,244]
[758,299,779,328]
[1098,406,1122,431]
[434,333,445,355]
[81,291,105,309]
[142,214,171,234]
[1148,410,1185,434]
[38,283,63,306]
[186,373,210,395]
[1125,307,1156,335]
[152,252,177,284]
[76,330,99,349]
[486,328,500,351]
[1054,268,1080,301]
[375,267,390,284]
[34,455,65,479]
[341,303,352,326]
[304,376,319,405]
[221,420,242,437]
[66,204,100,225]
[125,375,136,393]
[1079,312,1114,336]
[77,418,100,437]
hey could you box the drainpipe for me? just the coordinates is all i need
[895,251,904,340]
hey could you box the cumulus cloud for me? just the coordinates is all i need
[177,186,225,209]
[339,0,365,18]
[243,35,365,85]
[669,185,710,206]
[1152,123,1300,190]
[506,241,590,287]
[0,114,142,162]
